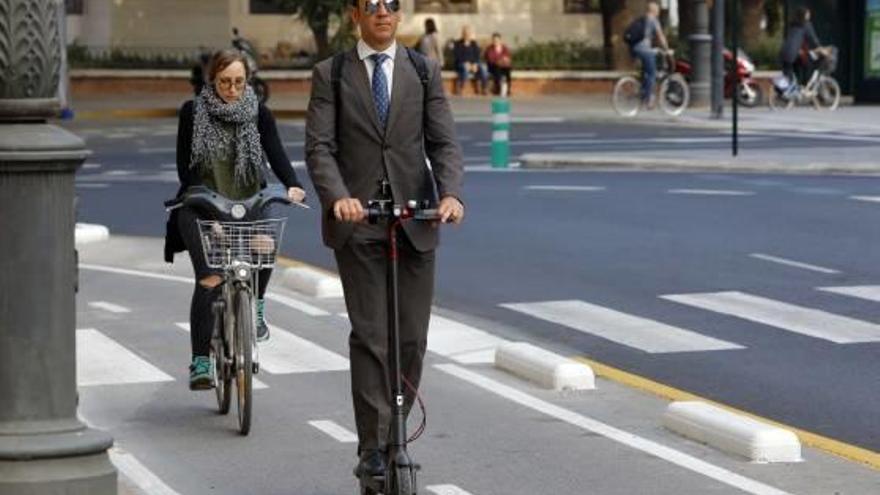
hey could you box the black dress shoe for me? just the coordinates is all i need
[353,449,386,478]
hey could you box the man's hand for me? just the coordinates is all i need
[437,196,464,224]
[287,187,306,203]
[333,198,365,223]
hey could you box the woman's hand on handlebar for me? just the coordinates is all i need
[288,187,306,203]
[333,197,366,223]
[437,196,464,225]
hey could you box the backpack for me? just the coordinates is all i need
[331,47,430,136]
[624,17,647,46]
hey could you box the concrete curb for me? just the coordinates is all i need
[277,266,343,299]
[75,223,110,246]
[663,401,802,463]
[494,342,595,391]
[519,153,880,176]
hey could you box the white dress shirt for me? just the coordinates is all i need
[357,39,396,100]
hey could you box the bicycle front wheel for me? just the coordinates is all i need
[234,288,254,435]
[612,76,642,117]
[813,76,840,111]
[768,87,795,111]
[659,74,690,117]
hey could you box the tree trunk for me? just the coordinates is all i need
[741,0,765,50]
[679,0,695,40]
[602,0,639,70]
[310,20,330,59]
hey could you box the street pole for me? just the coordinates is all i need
[711,0,725,118]
[732,0,740,156]
[689,0,713,106]
[0,1,117,493]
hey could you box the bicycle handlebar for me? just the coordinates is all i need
[165,184,304,220]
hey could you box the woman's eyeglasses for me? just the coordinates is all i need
[365,0,400,15]
[217,78,246,91]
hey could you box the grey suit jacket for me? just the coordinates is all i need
[305,45,464,252]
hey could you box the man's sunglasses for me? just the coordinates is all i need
[364,0,400,15]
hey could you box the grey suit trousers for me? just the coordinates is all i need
[334,231,435,452]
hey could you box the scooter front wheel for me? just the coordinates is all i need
[736,81,763,107]
[390,465,416,495]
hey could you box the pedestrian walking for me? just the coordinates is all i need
[416,17,444,66]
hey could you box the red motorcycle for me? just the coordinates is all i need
[675,49,764,107]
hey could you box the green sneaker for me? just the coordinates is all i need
[189,355,214,390]
[256,298,270,342]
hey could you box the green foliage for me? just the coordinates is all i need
[67,42,197,69]
[749,34,782,70]
[512,39,606,70]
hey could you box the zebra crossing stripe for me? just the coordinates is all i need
[428,314,508,364]
[260,324,349,374]
[661,291,880,344]
[77,329,174,386]
[426,485,475,495]
[818,285,880,303]
[501,300,744,354]
[88,301,132,314]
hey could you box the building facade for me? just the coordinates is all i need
[65,0,607,56]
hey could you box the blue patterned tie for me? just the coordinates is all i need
[370,53,390,129]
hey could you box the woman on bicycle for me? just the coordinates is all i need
[165,49,306,390]
[779,7,822,89]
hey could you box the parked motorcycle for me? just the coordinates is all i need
[675,48,763,107]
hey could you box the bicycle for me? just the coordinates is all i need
[613,49,690,117]
[165,185,301,435]
[769,46,840,111]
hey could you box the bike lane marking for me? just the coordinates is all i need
[307,420,358,443]
[435,364,792,495]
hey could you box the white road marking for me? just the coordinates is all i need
[75,183,110,189]
[426,485,475,495]
[524,185,606,192]
[850,195,880,203]
[265,292,330,317]
[82,162,102,169]
[88,301,131,314]
[661,291,880,344]
[173,323,269,389]
[308,420,358,443]
[478,136,766,147]
[748,253,841,274]
[501,300,743,353]
[667,189,755,196]
[818,285,880,302]
[79,264,329,317]
[104,170,136,176]
[109,447,182,495]
[435,364,791,495]
[428,315,508,364]
[77,329,174,386]
[260,324,348,374]
[529,132,598,139]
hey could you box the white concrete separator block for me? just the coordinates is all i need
[75,223,110,246]
[280,266,343,298]
[663,402,802,463]
[494,342,595,391]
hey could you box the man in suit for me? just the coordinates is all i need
[305,0,465,478]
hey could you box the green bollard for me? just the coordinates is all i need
[491,98,510,169]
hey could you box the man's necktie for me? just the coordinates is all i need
[370,53,390,129]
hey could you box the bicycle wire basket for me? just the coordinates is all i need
[818,47,838,74]
[196,218,287,270]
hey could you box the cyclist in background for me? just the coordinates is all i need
[779,6,823,91]
[625,1,671,109]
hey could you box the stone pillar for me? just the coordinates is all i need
[0,1,117,493]
[689,0,712,106]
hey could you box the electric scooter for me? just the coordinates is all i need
[357,179,440,495]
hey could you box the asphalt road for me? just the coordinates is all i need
[67,116,880,461]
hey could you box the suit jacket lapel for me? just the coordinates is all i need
[346,49,383,138]
[384,45,411,138]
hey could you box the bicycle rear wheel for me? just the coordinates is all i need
[612,76,641,117]
[813,76,840,111]
[234,288,254,435]
[658,74,690,117]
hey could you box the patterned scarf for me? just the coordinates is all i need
[190,85,263,188]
